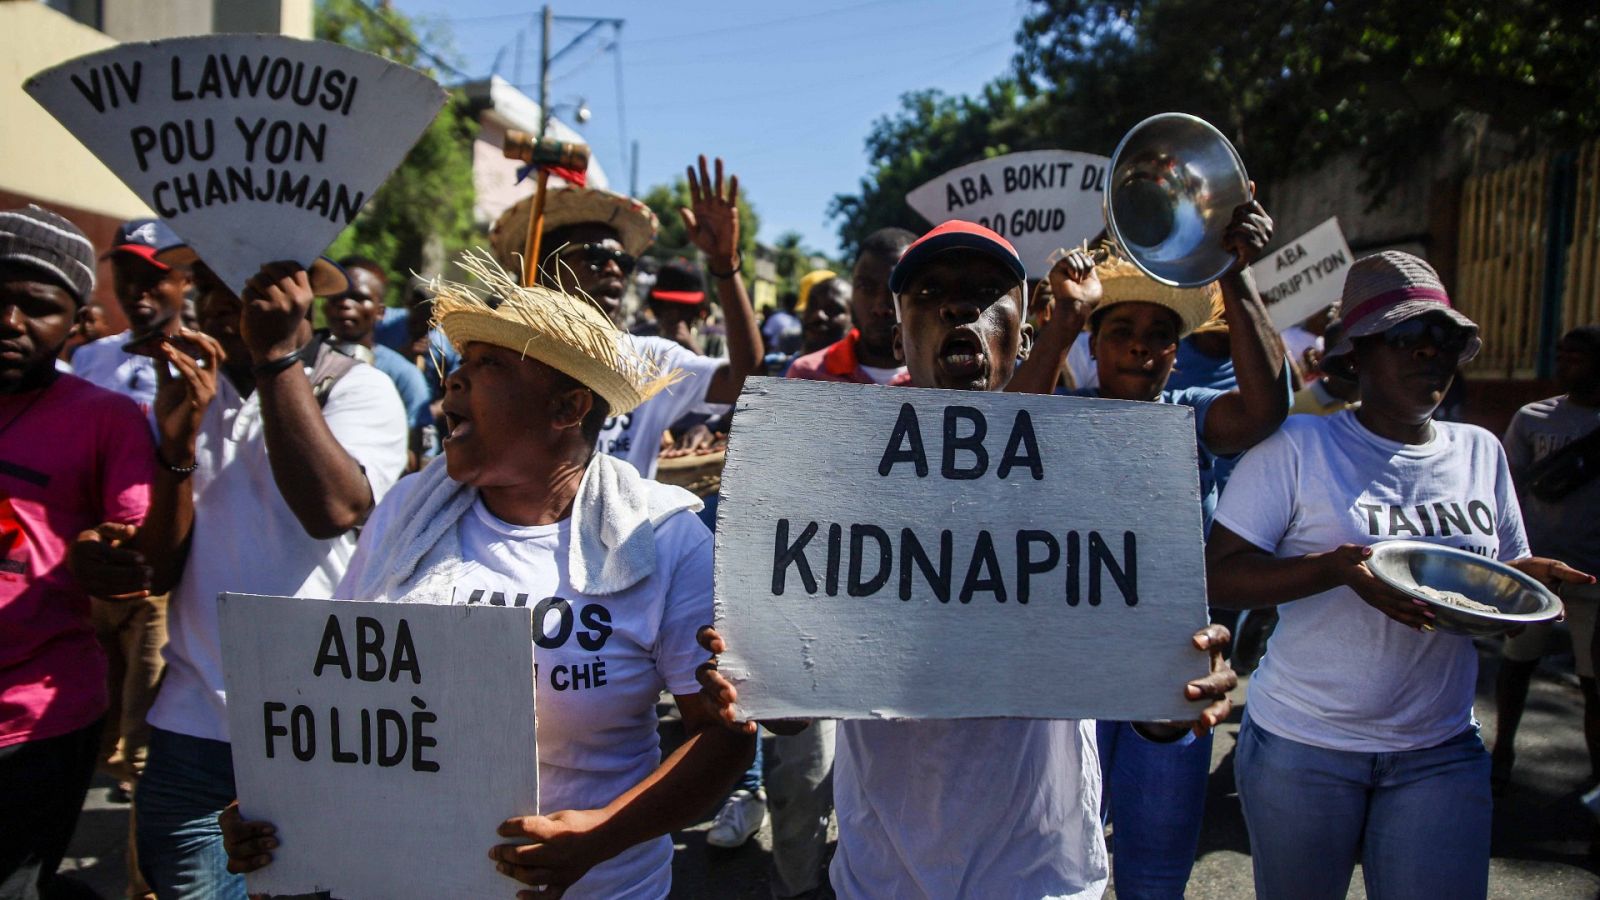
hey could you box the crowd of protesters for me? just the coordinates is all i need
[3,140,1599,900]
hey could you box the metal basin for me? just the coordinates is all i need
[1366,540,1562,637]
[1105,113,1251,288]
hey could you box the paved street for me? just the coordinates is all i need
[61,640,1600,898]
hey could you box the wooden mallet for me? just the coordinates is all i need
[502,131,591,287]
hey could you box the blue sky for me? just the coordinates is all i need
[390,0,1028,257]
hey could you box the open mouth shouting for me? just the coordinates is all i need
[937,328,988,381]
[441,402,473,444]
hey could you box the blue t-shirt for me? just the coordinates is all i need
[375,307,460,402]
[370,343,434,432]
[1063,385,1231,533]
[1166,336,1235,392]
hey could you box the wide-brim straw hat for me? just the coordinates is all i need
[1323,250,1479,370]
[431,250,680,415]
[489,187,659,273]
[1092,257,1221,338]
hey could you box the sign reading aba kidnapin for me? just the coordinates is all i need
[713,378,1212,723]
[26,35,446,295]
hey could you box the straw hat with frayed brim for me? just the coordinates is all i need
[154,246,349,297]
[490,187,659,272]
[1091,257,1221,338]
[430,250,682,416]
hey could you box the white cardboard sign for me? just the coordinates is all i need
[25,35,446,294]
[1248,217,1354,330]
[906,149,1112,279]
[219,594,538,900]
[713,378,1211,722]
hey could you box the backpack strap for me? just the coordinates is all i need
[304,335,361,408]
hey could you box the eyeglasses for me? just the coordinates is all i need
[1381,316,1474,356]
[559,243,635,276]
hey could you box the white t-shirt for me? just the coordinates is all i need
[71,331,159,409]
[1214,410,1529,752]
[831,719,1107,899]
[1065,331,1098,391]
[858,363,907,385]
[597,336,723,478]
[335,476,714,900]
[148,357,408,743]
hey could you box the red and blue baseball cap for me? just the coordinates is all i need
[887,220,1026,295]
[103,218,184,269]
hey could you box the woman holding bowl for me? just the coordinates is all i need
[1206,251,1593,899]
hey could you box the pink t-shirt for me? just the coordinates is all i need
[0,374,156,747]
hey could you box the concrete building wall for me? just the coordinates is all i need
[0,3,151,316]
[100,0,212,40]
[100,0,312,41]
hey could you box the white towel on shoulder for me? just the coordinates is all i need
[350,452,703,602]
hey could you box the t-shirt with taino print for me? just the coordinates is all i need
[336,480,712,900]
[1214,409,1529,753]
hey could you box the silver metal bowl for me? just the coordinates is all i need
[1366,540,1562,637]
[1104,113,1251,288]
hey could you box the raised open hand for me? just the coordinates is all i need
[681,156,741,275]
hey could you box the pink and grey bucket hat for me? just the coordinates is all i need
[1323,250,1481,368]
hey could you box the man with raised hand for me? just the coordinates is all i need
[489,155,762,479]
[78,248,407,899]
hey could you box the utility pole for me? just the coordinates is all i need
[538,4,552,139]
[630,139,640,199]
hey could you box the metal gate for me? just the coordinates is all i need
[1456,140,1600,378]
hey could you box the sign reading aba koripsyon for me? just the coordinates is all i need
[1248,217,1354,330]
[712,378,1212,723]
[25,35,446,294]
[219,594,538,900]
[906,150,1112,279]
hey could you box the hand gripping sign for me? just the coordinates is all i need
[713,378,1211,722]
[219,594,538,900]
[906,150,1112,279]
[26,35,447,294]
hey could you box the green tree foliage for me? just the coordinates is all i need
[828,82,1033,258]
[831,0,1600,253]
[316,0,477,302]
[1013,0,1600,189]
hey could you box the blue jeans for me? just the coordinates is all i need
[736,727,764,794]
[1097,720,1211,899]
[135,728,246,900]
[1235,714,1491,900]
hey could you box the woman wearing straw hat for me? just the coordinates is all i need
[1206,251,1594,899]
[1034,202,1287,899]
[219,254,756,899]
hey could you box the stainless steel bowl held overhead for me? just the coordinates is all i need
[1366,540,1563,637]
[1104,113,1251,288]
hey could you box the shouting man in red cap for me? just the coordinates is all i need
[698,220,1238,900]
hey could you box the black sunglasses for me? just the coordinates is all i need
[559,243,635,276]
[1381,316,1473,356]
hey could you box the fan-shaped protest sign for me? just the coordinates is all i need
[25,35,446,294]
[906,150,1111,279]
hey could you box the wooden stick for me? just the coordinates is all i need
[522,168,552,288]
